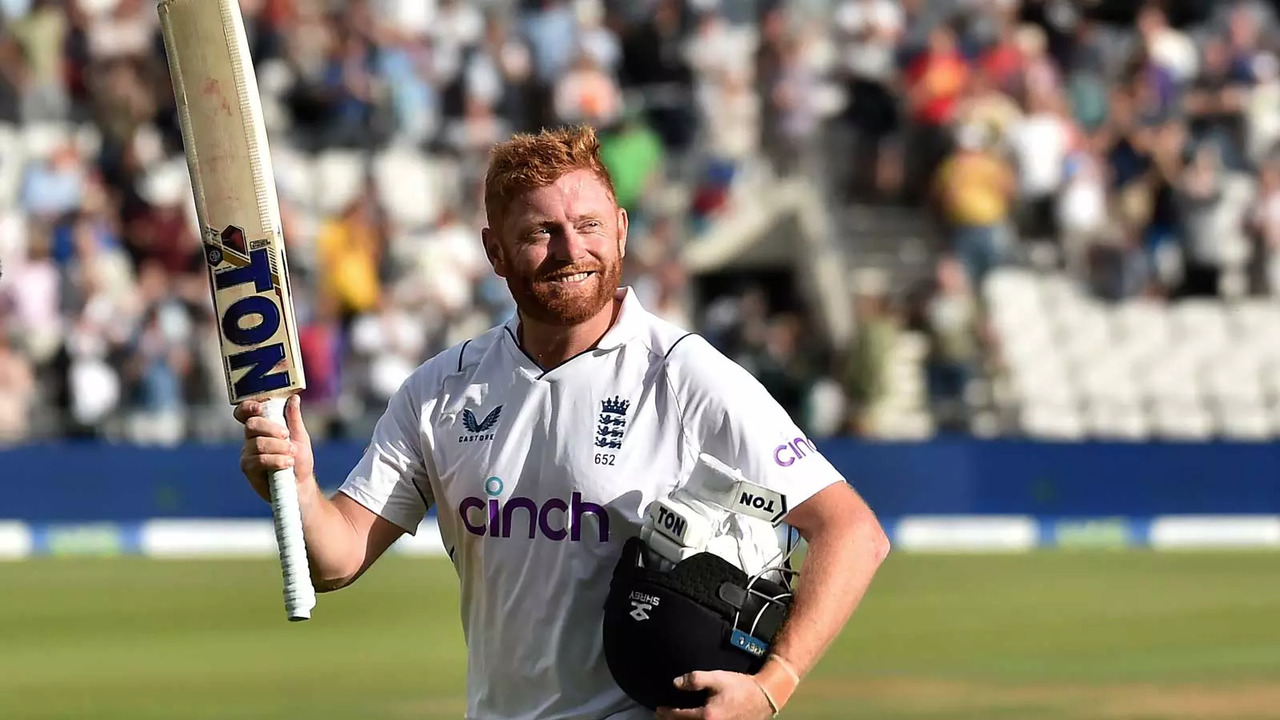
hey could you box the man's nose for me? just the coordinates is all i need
[548,225,588,260]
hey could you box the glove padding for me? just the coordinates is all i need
[640,453,800,582]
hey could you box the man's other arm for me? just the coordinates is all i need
[758,481,890,696]
[301,489,408,592]
[238,369,434,592]
[237,397,411,592]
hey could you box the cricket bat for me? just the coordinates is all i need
[157,0,316,621]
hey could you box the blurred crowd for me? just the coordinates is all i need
[833,0,1280,436]
[0,0,843,445]
[3,0,1278,447]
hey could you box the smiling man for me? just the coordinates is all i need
[234,125,890,720]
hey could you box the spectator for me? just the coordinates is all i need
[696,67,760,174]
[2,222,61,367]
[89,0,153,61]
[64,209,137,329]
[919,255,981,433]
[1057,140,1110,280]
[1064,19,1112,134]
[9,0,69,121]
[464,13,533,131]
[933,123,1016,288]
[21,143,85,221]
[737,312,814,429]
[575,0,621,74]
[350,296,427,405]
[317,191,384,323]
[841,273,896,437]
[649,257,692,329]
[64,297,124,437]
[954,68,1022,151]
[129,161,200,280]
[1128,46,1180,124]
[620,0,696,152]
[684,8,745,83]
[1226,2,1265,78]
[522,0,579,89]
[320,26,379,147]
[0,330,35,445]
[1245,52,1280,165]
[764,35,820,178]
[297,291,344,438]
[903,22,969,202]
[122,262,191,446]
[1088,225,1154,302]
[1137,2,1198,84]
[1010,87,1074,243]
[833,0,903,200]
[1145,120,1191,292]
[1016,23,1062,102]
[552,51,622,127]
[977,6,1024,96]
[600,109,664,225]
[1185,36,1251,172]
[433,0,485,52]
[1176,141,1228,297]
[376,29,442,146]
[1247,157,1280,295]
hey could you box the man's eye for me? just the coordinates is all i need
[583,220,601,229]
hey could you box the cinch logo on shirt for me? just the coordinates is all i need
[773,437,817,467]
[458,476,611,542]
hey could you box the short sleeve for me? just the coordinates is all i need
[337,375,434,534]
[667,336,846,519]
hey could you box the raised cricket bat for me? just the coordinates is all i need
[157,0,316,621]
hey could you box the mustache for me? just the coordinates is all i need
[535,264,605,281]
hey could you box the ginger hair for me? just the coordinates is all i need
[483,125,617,230]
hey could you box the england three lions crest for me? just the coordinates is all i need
[596,396,629,450]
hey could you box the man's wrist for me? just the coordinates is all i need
[753,655,801,715]
[294,474,324,512]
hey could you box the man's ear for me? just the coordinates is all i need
[482,227,506,278]
[616,207,629,260]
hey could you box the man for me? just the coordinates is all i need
[236,125,889,720]
[933,122,1016,288]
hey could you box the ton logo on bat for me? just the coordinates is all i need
[210,223,291,399]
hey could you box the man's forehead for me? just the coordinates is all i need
[509,169,614,218]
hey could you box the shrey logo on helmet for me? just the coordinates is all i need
[629,591,660,622]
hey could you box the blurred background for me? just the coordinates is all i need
[1,0,1280,719]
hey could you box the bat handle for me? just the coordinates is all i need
[262,395,317,622]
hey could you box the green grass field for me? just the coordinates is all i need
[3,552,1279,720]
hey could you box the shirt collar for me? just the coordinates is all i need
[503,286,644,352]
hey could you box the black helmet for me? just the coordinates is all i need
[601,536,795,711]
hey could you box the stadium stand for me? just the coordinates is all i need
[2,0,1280,447]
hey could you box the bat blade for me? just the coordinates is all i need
[158,0,315,622]
[158,0,304,405]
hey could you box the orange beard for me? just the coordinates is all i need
[507,252,622,327]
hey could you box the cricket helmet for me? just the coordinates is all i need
[601,534,797,710]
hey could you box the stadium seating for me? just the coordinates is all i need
[986,267,1280,441]
[371,148,443,230]
[875,330,935,440]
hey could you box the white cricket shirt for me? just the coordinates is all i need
[338,287,847,720]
